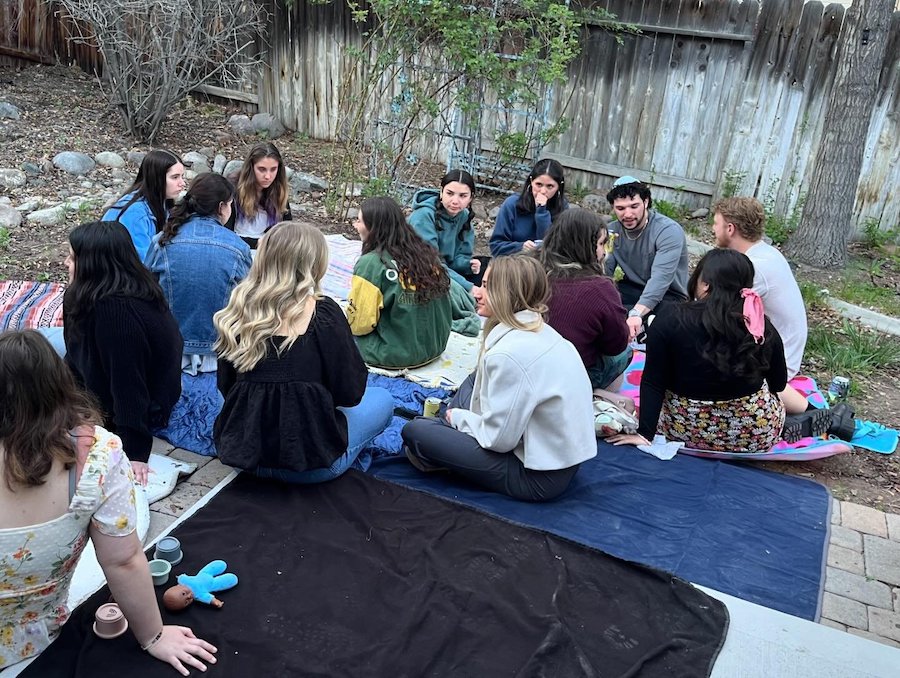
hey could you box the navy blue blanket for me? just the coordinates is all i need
[371,440,831,620]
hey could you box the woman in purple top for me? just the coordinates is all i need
[538,208,631,390]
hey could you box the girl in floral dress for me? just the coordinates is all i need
[608,249,788,452]
[0,330,215,674]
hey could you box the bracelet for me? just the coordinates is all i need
[141,628,164,652]
[627,308,643,319]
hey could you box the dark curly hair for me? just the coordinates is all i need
[606,179,653,209]
[682,248,771,382]
[360,197,449,304]
[438,169,476,240]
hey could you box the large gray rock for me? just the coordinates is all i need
[182,151,209,167]
[223,160,243,178]
[0,168,26,189]
[53,152,95,175]
[0,101,20,120]
[251,113,286,139]
[488,205,501,221]
[212,154,227,174]
[227,114,254,136]
[691,207,709,219]
[289,171,329,193]
[94,151,126,168]
[581,193,607,213]
[27,205,66,225]
[0,204,22,229]
[192,162,211,176]
[126,151,146,166]
[198,147,216,160]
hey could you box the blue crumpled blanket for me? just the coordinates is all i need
[155,372,222,457]
[354,374,451,470]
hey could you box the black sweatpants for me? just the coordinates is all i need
[401,373,578,502]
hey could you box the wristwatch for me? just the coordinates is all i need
[627,308,643,319]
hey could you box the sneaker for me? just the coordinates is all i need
[827,403,856,441]
[782,408,833,443]
[403,445,447,473]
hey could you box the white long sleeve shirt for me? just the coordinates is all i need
[450,311,597,470]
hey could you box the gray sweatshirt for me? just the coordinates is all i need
[604,210,689,310]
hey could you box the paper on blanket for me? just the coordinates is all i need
[145,453,198,504]
[322,234,362,301]
[637,435,683,460]
[367,331,480,389]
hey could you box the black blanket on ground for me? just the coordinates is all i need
[23,471,729,677]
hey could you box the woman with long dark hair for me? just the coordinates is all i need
[408,169,483,291]
[63,221,183,485]
[0,331,215,673]
[228,142,292,249]
[489,158,568,257]
[144,173,252,456]
[102,149,185,259]
[402,255,596,501]
[538,208,631,390]
[608,249,816,452]
[347,197,452,369]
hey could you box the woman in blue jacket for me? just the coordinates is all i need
[144,173,252,456]
[489,159,568,257]
[102,149,186,260]
[408,169,481,292]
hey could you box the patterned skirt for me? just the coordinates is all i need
[659,384,785,453]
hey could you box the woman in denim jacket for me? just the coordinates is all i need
[144,174,252,455]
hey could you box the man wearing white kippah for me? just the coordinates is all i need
[604,176,689,340]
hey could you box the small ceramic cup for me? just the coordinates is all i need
[93,603,128,639]
[153,536,183,566]
[148,558,172,586]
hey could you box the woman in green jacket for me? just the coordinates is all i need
[348,197,452,369]
[408,169,483,293]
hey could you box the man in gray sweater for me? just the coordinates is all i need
[604,176,689,339]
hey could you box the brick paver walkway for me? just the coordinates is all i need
[146,438,900,647]
[822,499,900,647]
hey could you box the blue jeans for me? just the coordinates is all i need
[254,386,394,484]
[36,326,66,358]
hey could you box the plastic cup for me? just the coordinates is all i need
[148,558,172,586]
[153,536,183,566]
[93,603,128,639]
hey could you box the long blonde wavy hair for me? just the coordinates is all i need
[214,221,329,372]
[481,255,549,342]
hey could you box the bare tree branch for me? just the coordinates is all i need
[48,0,269,142]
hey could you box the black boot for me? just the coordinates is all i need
[782,408,833,443]
[827,403,856,441]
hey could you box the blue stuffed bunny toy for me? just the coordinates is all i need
[176,560,238,608]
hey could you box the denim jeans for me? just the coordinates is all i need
[254,385,394,484]
[36,327,67,358]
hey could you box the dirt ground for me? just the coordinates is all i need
[2,64,898,512]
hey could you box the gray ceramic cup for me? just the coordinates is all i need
[153,536,183,566]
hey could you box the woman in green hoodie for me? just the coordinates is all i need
[408,170,483,293]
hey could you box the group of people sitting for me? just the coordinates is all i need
[2,147,836,671]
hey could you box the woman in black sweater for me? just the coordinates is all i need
[64,221,183,484]
[609,249,792,453]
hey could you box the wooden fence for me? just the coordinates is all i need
[258,0,900,230]
[2,0,899,230]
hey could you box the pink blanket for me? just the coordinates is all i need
[0,280,65,330]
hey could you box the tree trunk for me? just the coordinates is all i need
[784,0,894,267]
